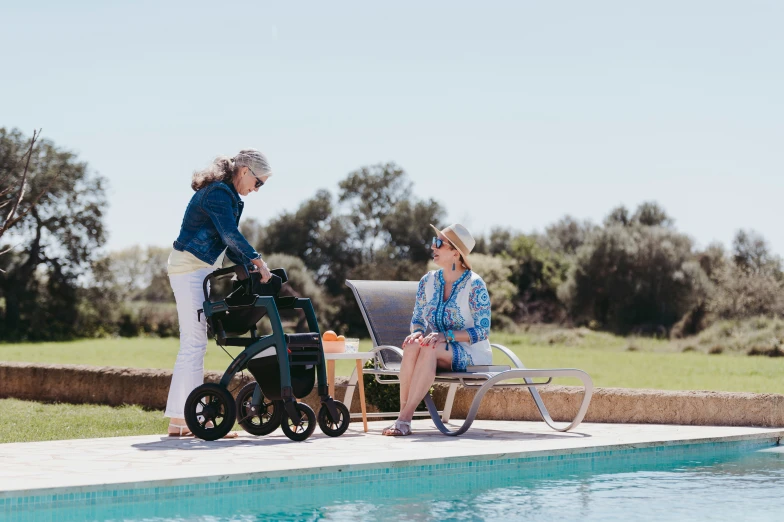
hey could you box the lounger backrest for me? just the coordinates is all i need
[346,280,419,366]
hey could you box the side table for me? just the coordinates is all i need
[323,352,375,432]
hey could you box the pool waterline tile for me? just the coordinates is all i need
[1,420,782,515]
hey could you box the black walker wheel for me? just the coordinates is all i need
[317,401,350,437]
[184,383,237,441]
[235,382,282,436]
[280,402,317,442]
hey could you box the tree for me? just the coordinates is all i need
[382,198,446,265]
[462,253,517,329]
[487,227,514,256]
[604,205,630,227]
[98,245,172,302]
[732,229,781,277]
[0,128,107,340]
[337,163,412,263]
[705,230,784,321]
[605,202,673,229]
[257,189,358,294]
[631,201,673,228]
[559,224,710,334]
[0,129,58,252]
[542,216,596,256]
[264,253,334,331]
[507,234,569,322]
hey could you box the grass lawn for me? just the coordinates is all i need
[2,328,783,394]
[0,337,367,379]
[2,328,783,444]
[0,398,168,444]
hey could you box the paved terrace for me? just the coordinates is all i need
[1,420,782,498]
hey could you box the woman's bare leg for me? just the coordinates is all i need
[398,342,452,422]
[398,343,421,413]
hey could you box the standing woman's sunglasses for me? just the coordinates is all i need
[431,237,448,249]
[247,166,265,188]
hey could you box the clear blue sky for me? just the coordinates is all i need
[2,1,783,255]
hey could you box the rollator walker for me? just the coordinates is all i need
[183,264,350,442]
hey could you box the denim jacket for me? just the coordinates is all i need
[172,180,260,266]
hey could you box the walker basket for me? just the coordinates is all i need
[247,333,322,400]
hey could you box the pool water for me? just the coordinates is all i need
[4,441,784,521]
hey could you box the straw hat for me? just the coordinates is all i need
[430,223,476,270]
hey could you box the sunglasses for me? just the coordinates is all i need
[247,166,265,188]
[431,237,450,249]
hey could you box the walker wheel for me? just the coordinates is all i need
[317,401,350,437]
[184,383,237,441]
[280,402,317,442]
[236,382,282,436]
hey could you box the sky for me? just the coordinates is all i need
[2,1,783,255]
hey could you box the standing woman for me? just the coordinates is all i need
[382,223,492,436]
[165,149,273,436]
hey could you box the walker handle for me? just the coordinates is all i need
[202,264,253,300]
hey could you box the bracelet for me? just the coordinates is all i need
[446,329,455,343]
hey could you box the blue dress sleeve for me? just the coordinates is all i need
[410,274,429,334]
[466,278,491,344]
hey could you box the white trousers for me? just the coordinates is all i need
[164,267,214,418]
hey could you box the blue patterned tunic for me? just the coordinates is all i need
[410,269,492,370]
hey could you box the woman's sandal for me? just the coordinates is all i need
[167,423,193,437]
[168,423,238,439]
[382,420,412,436]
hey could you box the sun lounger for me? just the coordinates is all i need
[345,279,594,436]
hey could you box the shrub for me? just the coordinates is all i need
[118,312,140,338]
[747,345,784,357]
[137,304,179,337]
[542,216,597,256]
[505,235,569,323]
[463,253,517,330]
[559,224,711,334]
[689,316,784,355]
[264,253,334,332]
[709,265,784,320]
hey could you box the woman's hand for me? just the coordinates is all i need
[251,258,272,283]
[403,331,424,346]
[420,332,444,347]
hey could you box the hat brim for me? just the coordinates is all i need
[430,224,472,270]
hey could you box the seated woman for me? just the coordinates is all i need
[382,223,492,436]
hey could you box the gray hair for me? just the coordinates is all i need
[234,149,272,177]
[190,149,272,191]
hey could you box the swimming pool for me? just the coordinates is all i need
[2,438,782,521]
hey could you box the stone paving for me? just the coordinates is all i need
[1,420,782,498]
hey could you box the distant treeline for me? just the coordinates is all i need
[2,128,782,340]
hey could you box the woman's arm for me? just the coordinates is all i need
[465,278,491,343]
[203,187,260,265]
[404,276,429,346]
[410,275,428,334]
[419,329,473,346]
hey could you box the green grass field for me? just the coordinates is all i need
[2,328,783,444]
[0,398,168,444]
[2,328,783,393]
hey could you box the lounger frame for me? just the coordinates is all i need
[345,279,594,436]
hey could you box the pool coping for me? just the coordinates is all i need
[2,423,782,512]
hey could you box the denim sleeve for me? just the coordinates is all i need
[410,274,429,334]
[203,187,260,264]
[224,247,243,266]
[466,278,491,344]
